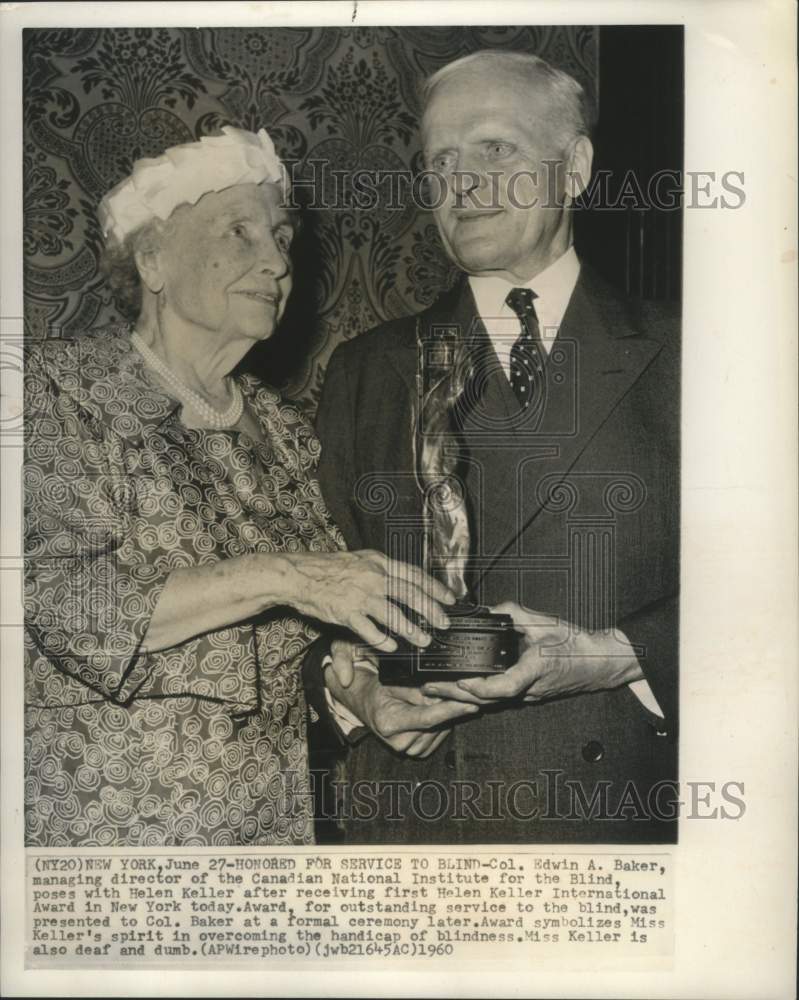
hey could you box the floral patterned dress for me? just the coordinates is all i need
[24,327,344,847]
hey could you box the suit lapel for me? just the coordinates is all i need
[477,268,667,576]
[380,272,667,578]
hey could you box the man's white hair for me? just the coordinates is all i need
[422,50,594,153]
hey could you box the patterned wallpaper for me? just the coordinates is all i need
[23,26,598,409]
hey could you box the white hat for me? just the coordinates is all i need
[98,126,288,245]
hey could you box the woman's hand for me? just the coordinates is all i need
[281,551,455,651]
[141,550,454,656]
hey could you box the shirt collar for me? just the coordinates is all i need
[467,246,581,335]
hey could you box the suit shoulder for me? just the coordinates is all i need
[634,296,681,341]
[326,280,470,374]
[579,265,680,344]
[612,291,680,356]
[632,299,681,405]
[325,313,420,372]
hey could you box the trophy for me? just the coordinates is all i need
[378,325,520,685]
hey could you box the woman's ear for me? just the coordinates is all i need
[564,136,594,201]
[134,230,167,295]
[134,248,165,295]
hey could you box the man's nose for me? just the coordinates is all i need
[452,165,489,207]
[451,150,490,198]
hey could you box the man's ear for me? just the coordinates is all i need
[134,244,165,295]
[564,136,594,201]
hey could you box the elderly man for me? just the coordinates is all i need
[310,50,679,843]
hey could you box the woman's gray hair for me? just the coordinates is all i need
[99,219,169,321]
[421,50,595,154]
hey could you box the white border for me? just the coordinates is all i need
[2,3,797,997]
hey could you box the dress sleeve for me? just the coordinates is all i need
[24,347,172,705]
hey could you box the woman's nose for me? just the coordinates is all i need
[255,234,289,277]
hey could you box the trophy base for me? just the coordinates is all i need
[378,603,520,686]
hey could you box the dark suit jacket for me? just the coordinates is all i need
[311,266,680,843]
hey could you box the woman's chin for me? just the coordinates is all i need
[232,320,278,343]
[242,307,283,342]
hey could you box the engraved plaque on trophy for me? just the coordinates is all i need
[378,325,520,685]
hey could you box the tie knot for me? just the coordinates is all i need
[505,287,538,319]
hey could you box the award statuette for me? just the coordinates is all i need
[378,326,520,685]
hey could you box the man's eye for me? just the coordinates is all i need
[230,224,248,239]
[485,142,513,158]
[429,152,456,173]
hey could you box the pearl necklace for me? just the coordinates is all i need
[131,330,244,430]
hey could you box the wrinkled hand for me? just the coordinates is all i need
[284,550,454,652]
[325,644,479,757]
[421,601,643,705]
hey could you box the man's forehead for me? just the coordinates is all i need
[422,68,548,139]
[422,99,545,148]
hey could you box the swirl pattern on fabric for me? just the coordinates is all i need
[24,327,345,846]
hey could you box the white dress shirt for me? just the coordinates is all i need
[327,245,663,728]
[468,244,582,372]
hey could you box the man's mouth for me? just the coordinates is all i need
[451,209,504,222]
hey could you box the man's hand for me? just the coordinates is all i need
[421,602,643,705]
[325,640,479,757]
[327,637,371,689]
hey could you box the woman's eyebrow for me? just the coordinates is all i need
[218,212,253,224]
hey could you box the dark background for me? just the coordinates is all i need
[23,25,682,410]
[576,26,683,301]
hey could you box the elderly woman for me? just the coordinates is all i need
[24,127,465,847]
